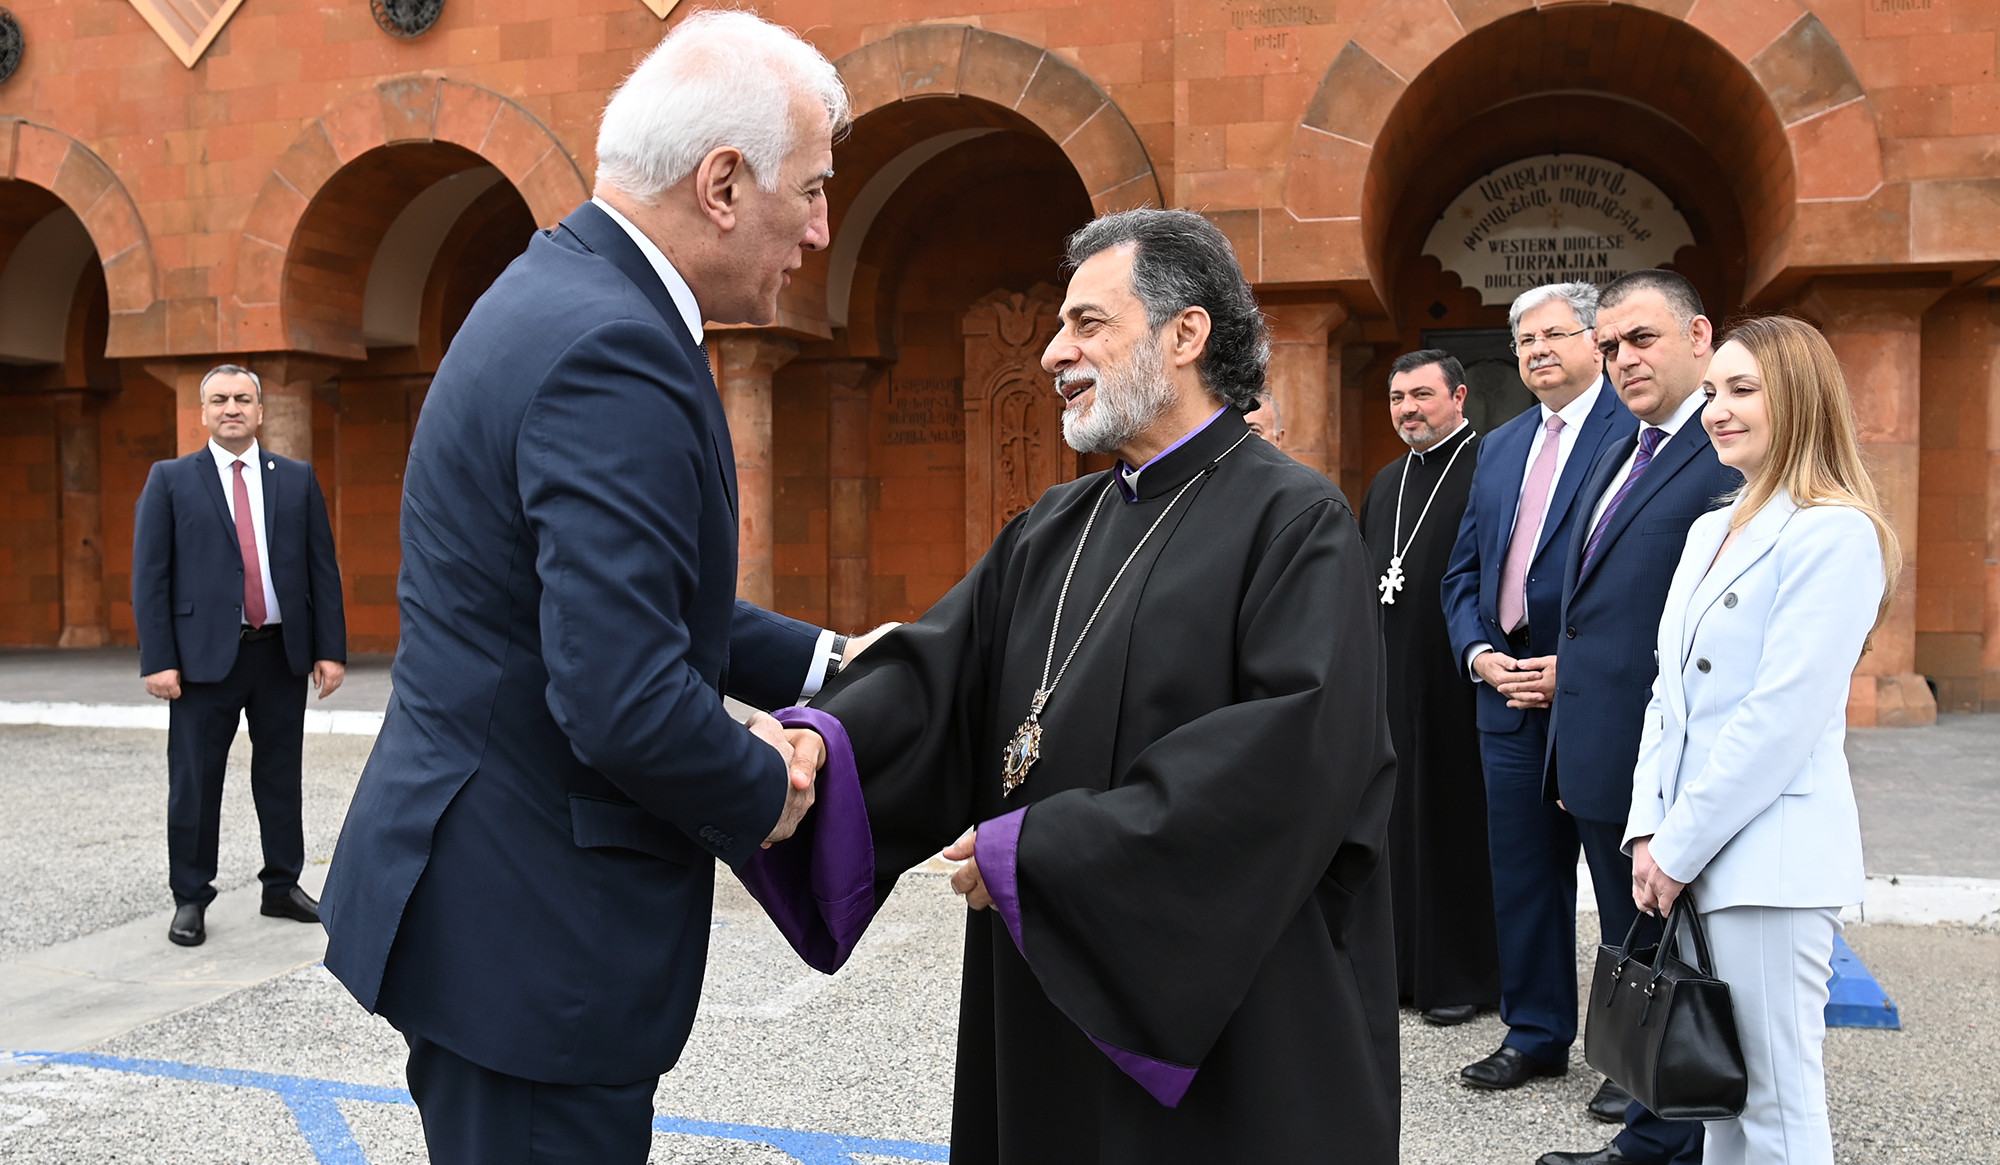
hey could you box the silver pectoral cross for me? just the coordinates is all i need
[1378,556,1406,605]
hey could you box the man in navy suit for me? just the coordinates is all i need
[320,14,860,1164]
[1443,282,1635,1093]
[1533,273,1737,1165]
[133,364,347,948]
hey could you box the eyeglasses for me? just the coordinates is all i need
[1512,326,1590,355]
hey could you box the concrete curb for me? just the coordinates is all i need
[0,700,384,736]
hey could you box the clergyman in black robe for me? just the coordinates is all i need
[1357,349,1501,1022]
[740,210,1398,1164]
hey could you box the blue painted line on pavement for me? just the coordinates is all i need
[11,1051,948,1164]
[1825,933,1901,1029]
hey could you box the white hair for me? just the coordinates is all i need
[595,10,850,203]
[1508,281,1599,334]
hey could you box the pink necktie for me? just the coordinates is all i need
[233,460,268,628]
[1498,414,1565,634]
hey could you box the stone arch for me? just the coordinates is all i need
[229,77,588,354]
[1282,0,1882,306]
[0,118,160,354]
[836,26,1161,216]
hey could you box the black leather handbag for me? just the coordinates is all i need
[1583,889,1748,1120]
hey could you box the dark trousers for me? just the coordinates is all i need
[1479,709,1578,1066]
[405,1034,659,1165]
[1576,817,1706,1165]
[165,634,306,907]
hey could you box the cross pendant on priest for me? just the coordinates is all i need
[1378,557,1406,605]
[1002,689,1050,795]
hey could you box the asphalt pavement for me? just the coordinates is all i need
[0,648,1996,1163]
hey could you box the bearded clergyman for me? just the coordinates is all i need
[1357,349,1501,1027]
[737,208,1399,1163]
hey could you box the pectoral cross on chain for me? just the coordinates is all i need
[1378,556,1406,605]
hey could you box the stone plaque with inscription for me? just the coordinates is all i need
[1422,155,1695,306]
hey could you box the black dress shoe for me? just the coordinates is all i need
[1421,1003,1482,1026]
[1536,1143,1638,1165]
[1587,1077,1635,1123]
[260,885,321,924]
[1460,1045,1566,1090]
[169,903,205,947]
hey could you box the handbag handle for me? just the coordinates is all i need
[1649,887,1717,977]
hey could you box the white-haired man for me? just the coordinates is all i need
[321,14,867,1162]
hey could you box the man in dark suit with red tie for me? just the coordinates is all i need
[132,364,347,948]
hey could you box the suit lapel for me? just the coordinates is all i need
[1567,434,1633,592]
[1658,514,1723,722]
[1682,494,1797,665]
[260,453,281,569]
[193,447,238,542]
[558,201,740,523]
[1535,378,1620,561]
[1575,421,1709,588]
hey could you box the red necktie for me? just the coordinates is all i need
[233,460,268,628]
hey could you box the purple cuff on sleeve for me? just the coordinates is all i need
[975,806,1198,1108]
[976,807,1027,954]
[1087,1035,1199,1108]
[733,707,877,974]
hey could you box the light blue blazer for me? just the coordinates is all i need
[1623,490,1884,912]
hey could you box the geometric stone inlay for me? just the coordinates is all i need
[126,0,251,68]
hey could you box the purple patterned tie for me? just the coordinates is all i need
[1498,414,1565,634]
[1581,427,1664,574]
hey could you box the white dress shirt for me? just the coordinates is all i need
[210,438,281,626]
[1586,386,1706,536]
[589,197,839,698]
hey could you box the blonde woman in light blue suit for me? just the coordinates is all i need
[1624,315,1900,1165]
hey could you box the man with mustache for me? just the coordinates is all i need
[1358,350,1500,1027]
[747,208,1399,1163]
[1443,283,1635,1098]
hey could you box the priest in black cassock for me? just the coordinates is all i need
[1358,350,1502,1027]
[739,209,1399,1164]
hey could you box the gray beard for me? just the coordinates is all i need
[1399,418,1450,450]
[1061,340,1175,455]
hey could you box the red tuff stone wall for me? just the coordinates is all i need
[0,400,61,645]
[1919,290,1997,712]
[97,371,177,645]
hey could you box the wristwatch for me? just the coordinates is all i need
[825,633,850,681]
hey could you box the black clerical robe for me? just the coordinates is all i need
[1357,423,1500,1011]
[755,410,1398,1164]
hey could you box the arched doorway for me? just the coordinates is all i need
[769,96,1098,627]
[1348,4,1794,485]
[276,141,538,651]
[0,182,150,647]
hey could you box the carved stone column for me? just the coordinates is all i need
[1798,278,1949,727]
[55,392,108,647]
[1262,301,1349,481]
[251,354,344,463]
[714,333,799,607]
[823,360,878,631]
[962,285,1065,571]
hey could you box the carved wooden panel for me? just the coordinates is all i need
[962,284,1068,570]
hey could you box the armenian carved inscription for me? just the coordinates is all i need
[883,379,965,447]
[961,284,1068,570]
[1422,155,1695,306]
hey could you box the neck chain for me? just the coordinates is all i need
[1001,431,1253,794]
[1378,430,1474,605]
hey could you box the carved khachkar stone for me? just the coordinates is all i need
[961,284,1069,571]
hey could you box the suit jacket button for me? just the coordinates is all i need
[1723,592,1738,608]
[1565,626,1577,639]
[1696,658,1711,673]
